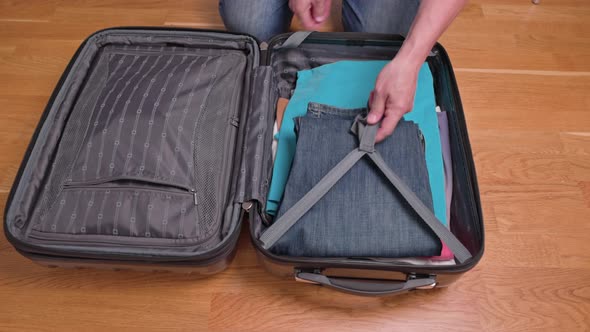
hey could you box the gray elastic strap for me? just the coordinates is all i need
[368,152,472,263]
[260,116,471,263]
[277,31,314,49]
[351,115,378,152]
[259,148,366,249]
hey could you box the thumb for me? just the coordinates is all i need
[311,0,331,23]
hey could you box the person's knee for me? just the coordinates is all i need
[219,0,292,41]
[218,0,258,34]
[342,0,419,35]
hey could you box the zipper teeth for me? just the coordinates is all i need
[67,177,193,190]
[26,222,241,262]
[63,184,192,196]
[28,232,201,247]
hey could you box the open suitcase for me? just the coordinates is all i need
[4,27,484,296]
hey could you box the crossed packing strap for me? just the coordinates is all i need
[260,115,472,264]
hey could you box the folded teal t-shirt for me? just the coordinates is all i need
[267,60,447,227]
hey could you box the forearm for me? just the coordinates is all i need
[395,0,467,68]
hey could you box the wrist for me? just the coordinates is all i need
[394,37,429,70]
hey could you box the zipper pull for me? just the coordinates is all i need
[191,189,198,205]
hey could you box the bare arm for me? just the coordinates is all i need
[369,0,467,142]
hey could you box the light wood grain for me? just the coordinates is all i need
[1,0,589,331]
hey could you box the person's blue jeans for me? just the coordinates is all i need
[270,103,441,257]
[218,0,420,41]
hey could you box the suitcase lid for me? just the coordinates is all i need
[4,27,263,261]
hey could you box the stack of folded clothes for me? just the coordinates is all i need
[266,60,456,264]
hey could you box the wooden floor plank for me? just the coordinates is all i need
[457,73,590,131]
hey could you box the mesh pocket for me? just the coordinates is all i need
[69,51,219,190]
[192,55,245,237]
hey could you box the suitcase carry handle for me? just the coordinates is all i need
[295,271,436,297]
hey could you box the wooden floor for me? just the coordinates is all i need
[1,0,589,331]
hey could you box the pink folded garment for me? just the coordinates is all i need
[434,242,454,260]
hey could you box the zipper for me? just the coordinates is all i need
[64,179,199,206]
[28,231,195,248]
[24,216,242,262]
[24,221,241,263]
[264,32,406,65]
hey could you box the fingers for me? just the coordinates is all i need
[289,0,314,29]
[289,0,330,29]
[299,12,320,29]
[311,0,331,23]
[375,108,404,142]
[374,94,413,142]
[367,88,386,124]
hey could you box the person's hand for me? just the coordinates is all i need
[289,0,332,30]
[368,57,421,142]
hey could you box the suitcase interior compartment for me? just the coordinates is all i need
[5,29,259,260]
[249,33,484,271]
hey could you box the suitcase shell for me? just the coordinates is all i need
[3,27,484,296]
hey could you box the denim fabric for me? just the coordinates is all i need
[341,0,420,35]
[218,0,420,41]
[218,0,293,42]
[266,61,446,237]
[271,103,441,257]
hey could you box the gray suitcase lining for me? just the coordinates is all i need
[5,29,259,257]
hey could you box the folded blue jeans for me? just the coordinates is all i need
[265,61,446,237]
[270,103,442,257]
